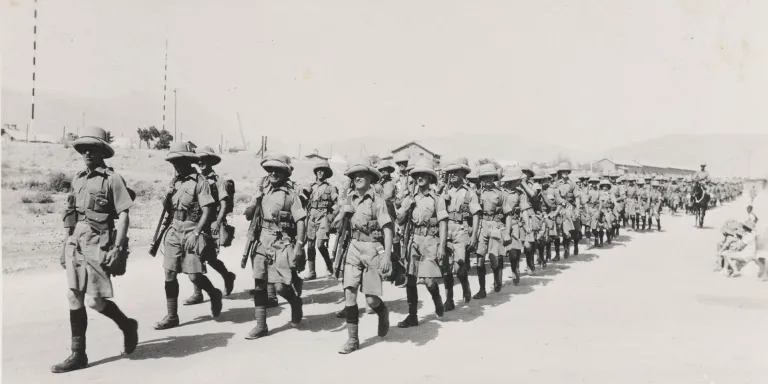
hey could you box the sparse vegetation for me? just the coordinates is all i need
[21,191,54,204]
[46,172,72,193]
[26,204,56,215]
[136,126,173,149]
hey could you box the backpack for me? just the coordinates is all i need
[225,179,235,214]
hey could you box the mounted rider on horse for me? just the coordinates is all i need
[690,162,711,228]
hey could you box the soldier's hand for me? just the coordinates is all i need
[60,243,67,269]
[184,232,200,253]
[211,223,221,236]
[103,247,119,268]
[379,256,392,278]
[436,244,445,261]
[289,244,303,269]
[469,236,478,250]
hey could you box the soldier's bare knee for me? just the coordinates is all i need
[273,282,288,294]
[85,296,107,311]
[365,295,381,308]
[164,270,177,282]
[344,287,358,306]
[253,279,268,291]
[188,273,201,283]
[67,289,85,309]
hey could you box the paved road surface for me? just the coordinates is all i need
[3,195,766,384]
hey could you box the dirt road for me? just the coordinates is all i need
[3,196,766,384]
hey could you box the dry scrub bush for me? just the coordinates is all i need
[3,172,71,192]
[26,204,56,215]
[46,172,72,192]
[21,191,54,204]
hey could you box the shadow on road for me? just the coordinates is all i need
[303,289,345,305]
[124,332,235,361]
[302,278,341,292]
[558,253,599,264]
[227,290,253,301]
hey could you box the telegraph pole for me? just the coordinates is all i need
[29,0,39,141]
[174,88,178,140]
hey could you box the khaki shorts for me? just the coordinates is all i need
[477,220,506,257]
[163,221,207,274]
[343,239,385,297]
[306,209,331,241]
[408,234,442,278]
[252,232,294,285]
[446,221,470,272]
[65,221,113,298]
[505,222,524,251]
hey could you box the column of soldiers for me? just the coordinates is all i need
[55,135,746,372]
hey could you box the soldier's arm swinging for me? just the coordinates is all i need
[470,212,480,247]
[195,206,213,234]
[114,211,129,247]
[215,198,229,231]
[504,213,513,244]
[295,220,306,246]
[381,224,394,275]
[438,219,448,256]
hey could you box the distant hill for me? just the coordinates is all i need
[599,134,768,178]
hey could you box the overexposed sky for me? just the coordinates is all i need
[2,0,767,152]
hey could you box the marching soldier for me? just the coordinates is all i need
[611,174,626,235]
[536,171,557,266]
[244,153,306,340]
[598,180,615,244]
[519,164,539,274]
[54,127,138,373]
[578,174,594,242]
[649,180,662,230]
[555,163,579,259]
[302,160,339,280]
[392,153,413,287]
[500,167,528,285]
[439,158,481,309]
[397,158,447,327]
[467,168,480,191]
[154,142,223,331]
[184,146,237,305]
[376,160,406,286]
[636,178,649,230]
[337,159,393,354]
[586,176,602,247]
[474,163,514,298]
[669,177,681,213]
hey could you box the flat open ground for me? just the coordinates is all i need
[3,192,766,384]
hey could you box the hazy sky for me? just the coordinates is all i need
[3,0,767,153]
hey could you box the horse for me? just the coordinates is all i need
[690,181,710,228]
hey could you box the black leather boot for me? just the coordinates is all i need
[51,336,88,373]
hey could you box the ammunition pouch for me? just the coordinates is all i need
[483,210,505,223]
[221,224,235,247]
[412,225,439,237]
[102,235,129,276]
[448,211,470,223]
[173,209,201,223]
[310,200,332,210]
[351,230,383,242]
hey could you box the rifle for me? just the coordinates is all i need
[400,181,418,277]
[149,207,172,257]
[241,196,264,269]
[332,211,352,279]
